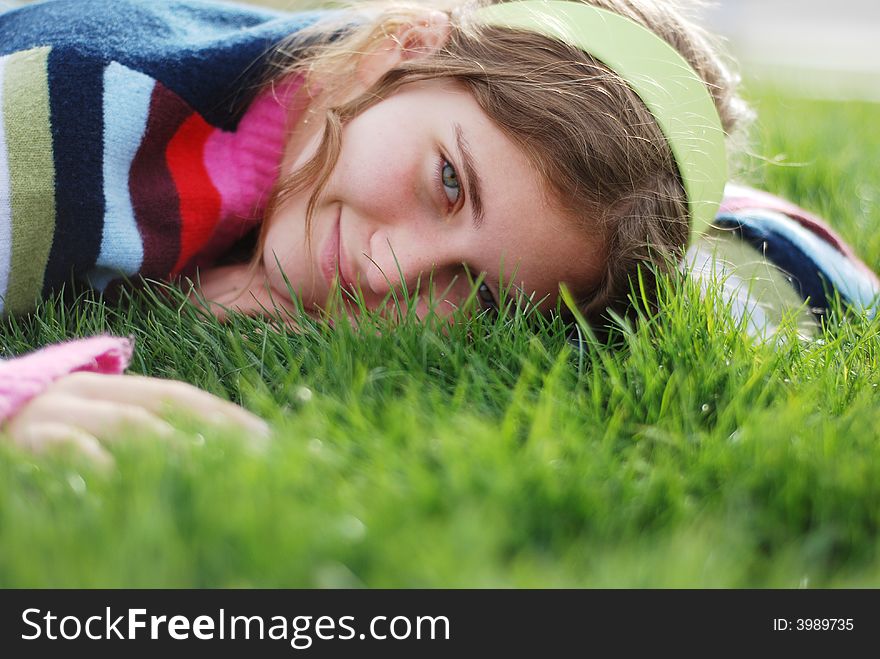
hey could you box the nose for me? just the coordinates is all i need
[362,221,470,310]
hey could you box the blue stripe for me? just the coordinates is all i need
[715,209,879,313]
[86,62,152,291]
[42,47,104,297]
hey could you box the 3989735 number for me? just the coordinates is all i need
[796,618,854,631]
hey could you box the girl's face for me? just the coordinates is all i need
[262,77,603,320]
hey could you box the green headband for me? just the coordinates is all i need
[474,0,727,243]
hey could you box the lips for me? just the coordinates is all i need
[321,208,354,295]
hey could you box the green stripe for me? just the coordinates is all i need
[3,47,55,316]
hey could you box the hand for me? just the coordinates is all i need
[3,372,270,466]
[189,263,303,323]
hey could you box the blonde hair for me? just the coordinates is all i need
[260,0,749,325]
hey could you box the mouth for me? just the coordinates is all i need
[321,207,354,296]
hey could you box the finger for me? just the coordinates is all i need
[52,373,270,439]
[13,390,177,441]
[187,289,228,320]
[207,303,229,322]
[9,420,113,468]
[75,372,270,437]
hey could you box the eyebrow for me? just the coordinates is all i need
[453,123,485,230]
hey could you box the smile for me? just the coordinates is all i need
[321,207,354,295]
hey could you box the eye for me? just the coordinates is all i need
[438,156,461,207]
[461,265,498,315]
[477,281,497,313]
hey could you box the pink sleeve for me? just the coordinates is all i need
[0,336,133,423]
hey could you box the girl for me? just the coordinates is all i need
[0,0,876,459]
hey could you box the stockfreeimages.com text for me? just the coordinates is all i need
[22,607,450,649]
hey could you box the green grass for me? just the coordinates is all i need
[3,89,880,588]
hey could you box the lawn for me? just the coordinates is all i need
[1,87,880,588]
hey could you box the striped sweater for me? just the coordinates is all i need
[0,0,319,316]
[687,183,880,339]
[0,1,876,333]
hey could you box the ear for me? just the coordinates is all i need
[355,10,451,87]
[396,10,451,59]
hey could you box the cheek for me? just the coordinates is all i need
[329,142,420,214]
[262,197,309,270]
[332,107,422,188]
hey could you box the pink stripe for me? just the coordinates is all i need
[721,183,880,287]
[200,76,304,263]
[0,336,132,422]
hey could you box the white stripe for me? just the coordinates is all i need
[0,55,11,315]
[86,62,153,291]
[737,208,879,313]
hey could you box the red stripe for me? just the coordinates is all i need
[130,84,189,279]
[166,114,222,275]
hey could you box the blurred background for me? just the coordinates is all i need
[7,0,878,100]
[700,0,880,101]
[243,0,880,101]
